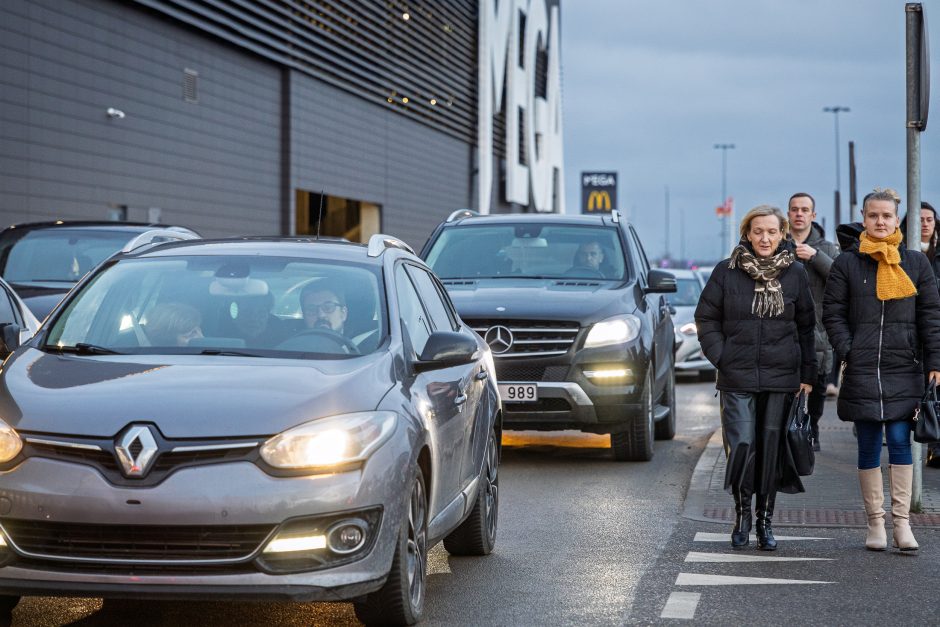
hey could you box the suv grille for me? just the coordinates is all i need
[468,319,579,358]
[494,363,568,382]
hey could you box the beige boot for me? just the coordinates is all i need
[888,464,919,551]
[858,467,887,551]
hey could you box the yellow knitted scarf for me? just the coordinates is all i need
[858,229,917,301]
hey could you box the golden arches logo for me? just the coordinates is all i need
[587,190,612,211]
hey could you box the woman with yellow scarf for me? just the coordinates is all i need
[823,189,940,552]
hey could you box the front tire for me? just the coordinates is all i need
[354,467,428,626]
[612,369,654,461]
[443,428,499,556]
[654,366,677,440]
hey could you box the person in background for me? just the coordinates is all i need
[824,188,940,552]
[787,192,840,451]
[696,204,816,551]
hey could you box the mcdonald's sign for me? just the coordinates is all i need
[581,171,617,214]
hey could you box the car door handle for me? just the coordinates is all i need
[454,394,468,406]
[475,370,488,381]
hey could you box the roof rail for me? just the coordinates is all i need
[610,210,621,224]
[446,208,479,222]
[367,234,416,257]
[121,228,201,253]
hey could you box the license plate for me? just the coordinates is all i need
[499,383,538,402]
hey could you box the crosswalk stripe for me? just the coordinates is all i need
[693,532,831,542]
[660,591,701,620]
[675,573,834,586]
[685,551,833,563]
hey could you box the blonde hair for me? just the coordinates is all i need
[738,205,788,240]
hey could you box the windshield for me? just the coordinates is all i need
[44,255,387,358]
[667,278,702,307]
[425,224,628,280]
[3,229,136,284]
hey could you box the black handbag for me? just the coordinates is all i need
[786,391,815,476]
[913,380,940,443]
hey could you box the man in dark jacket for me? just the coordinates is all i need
[788,192,840,450]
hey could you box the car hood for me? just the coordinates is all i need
[9,284,72,321]
[0,348,394,438]
[442,278,637,322]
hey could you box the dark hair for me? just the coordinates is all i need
[923,201,936,215]
[788,192,815,210]
[300,280,347,307]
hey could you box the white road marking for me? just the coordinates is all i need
[675,573,834,586]
[685,551,833,563]
[693,532,832,542]
[660,591,701,620]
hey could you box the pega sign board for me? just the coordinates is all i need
[477,0,565,214]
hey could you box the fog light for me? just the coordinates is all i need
[583,367,633,381]
[263,533,326,554]
[327,520,368,554]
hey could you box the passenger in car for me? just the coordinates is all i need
[229,291,291,348]
[144,302,203,347]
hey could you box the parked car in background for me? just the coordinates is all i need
[0,234,500,626]
[0,276,41,355]
[421,209,676,461]
[0,221,200,319]
[668,269,713,381]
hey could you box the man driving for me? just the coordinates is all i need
[568,241,606,276]
[301,282,348,334]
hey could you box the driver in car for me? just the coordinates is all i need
[568,241,606,276]
[301,282,348,335]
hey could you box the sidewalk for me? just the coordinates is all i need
[683,393,940,528]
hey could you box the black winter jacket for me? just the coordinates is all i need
[823,224,940,423]
[695,250,817,392]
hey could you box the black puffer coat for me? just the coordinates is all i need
[823,223,940,423]
[695,247,817,392]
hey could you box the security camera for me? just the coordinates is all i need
[106,107,125,119]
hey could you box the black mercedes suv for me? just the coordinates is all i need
[421,210,676,461]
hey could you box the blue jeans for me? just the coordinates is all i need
[855,421,912,469]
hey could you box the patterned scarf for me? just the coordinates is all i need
[859,229,917,301]
[729,244,794,318]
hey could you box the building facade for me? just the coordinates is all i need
[0,0,563,248]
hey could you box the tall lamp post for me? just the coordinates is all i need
[823,106,850,228]
[714,143,735,257]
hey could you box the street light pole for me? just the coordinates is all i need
[714,143,735,257]
[823,106,850,227]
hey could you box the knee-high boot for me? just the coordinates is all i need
[857,467,887,551]
[731,487,752,549]
[888,464,918,551]
[755,493,777,551]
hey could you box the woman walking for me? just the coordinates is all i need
[824,189,940,551]
[696,205,816,550]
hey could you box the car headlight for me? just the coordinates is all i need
[680,322,697,336]
[0,419,22,463]
[584,315,641,348]
[260,412,397,470]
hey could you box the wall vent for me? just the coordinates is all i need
[183,68,199,103]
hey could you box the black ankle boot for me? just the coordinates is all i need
[731,489,752,549]
[756,493,778,551]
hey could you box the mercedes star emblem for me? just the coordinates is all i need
[484,325,514,354]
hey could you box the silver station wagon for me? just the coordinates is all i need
[0,234,501,625]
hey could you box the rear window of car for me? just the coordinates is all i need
[424,224,628,280]
[3,229,135,283]
[667,278,703,307]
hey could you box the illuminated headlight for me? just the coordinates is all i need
[260,412,397,470]
[0,419,22,463]
[584,315,641,348]
[583,367,634,383]
[264,533,326,554]
[680,322,697,336]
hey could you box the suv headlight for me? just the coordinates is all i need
[584,315,641,349]
[0,419,22,463]
[260,412,397,470]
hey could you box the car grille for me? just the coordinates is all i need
[0,519,274,562]
[494,363,568,382]
[467,319,580,358]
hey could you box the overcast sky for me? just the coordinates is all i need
[560,0,940,263]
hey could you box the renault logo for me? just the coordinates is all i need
[484,325,514,354]
[115,424,159,478]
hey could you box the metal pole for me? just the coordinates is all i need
[824,106,850,228]
[664,185,670,260]
[714,144,735,257]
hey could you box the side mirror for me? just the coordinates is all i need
[0,323,21,359]
[415,331,479,371]
[646,269,677,294]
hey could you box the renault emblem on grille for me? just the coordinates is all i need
[484,325,514,354]
[115,425,159,478]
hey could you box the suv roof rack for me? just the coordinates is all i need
[610,210,621,224]
[121,228,201,253]
[446,208,479,222]
[367,233,416,257]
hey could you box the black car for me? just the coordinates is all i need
[0,221,200,319]
[421,210,676,461]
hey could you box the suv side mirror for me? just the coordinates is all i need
[0,323,22,359]
[415,331,479,371]
[646,270,677,294]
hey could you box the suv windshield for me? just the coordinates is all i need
[3,229,136,284]
[45,255,387,358]
[667,278,702,307]
[425,224,627,280]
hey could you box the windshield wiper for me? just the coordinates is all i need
[51,343,124,355]
[198,348,262,357]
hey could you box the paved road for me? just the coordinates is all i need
[8,380,721,626]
